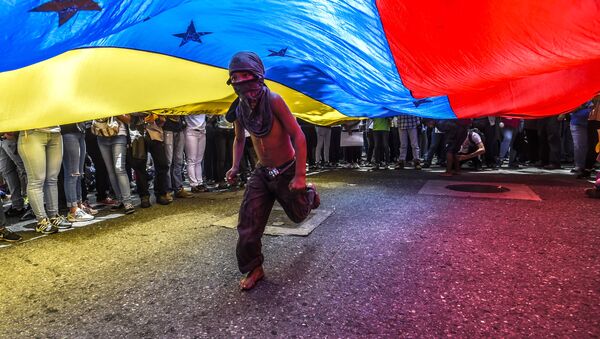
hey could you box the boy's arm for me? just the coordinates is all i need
[271,93,307,192]
[226,120,246,183]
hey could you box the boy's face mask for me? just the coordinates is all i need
[232,78,264,103]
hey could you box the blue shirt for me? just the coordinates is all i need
[570,101,593,127]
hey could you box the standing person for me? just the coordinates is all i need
[298,118,317,170]
[0,132,32,219]
[96,115,135,214]
[423,120,445,168]
[84,124,118,206]
[372,117,391,169]
[329,124,342,167]
[569,101,594,177]
[163,116,193,198]
[315,125,331,167]
[498,118,521,168]
[438,119,471,176]
[215,115,235,189]
[341,121,363,168]
[61,122,95,222]
[396,114,421,169]
[224,52,320,290]
[18,126,72,233]
[184,113,208,193]
[537,116,562,169]
[129,113,172,207]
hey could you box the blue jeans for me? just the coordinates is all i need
[0,138,27,209]
[18,130,63,220]
[425,132,444,164]
[499,127,518,165]
[62,132,86,207]
[97,135,132,205]
[570,124,588,170]
[163,130,185,191]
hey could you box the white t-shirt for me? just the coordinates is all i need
[459,130,482,154]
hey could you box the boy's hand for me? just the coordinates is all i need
[289,176,306,192]
[226,167,239,184]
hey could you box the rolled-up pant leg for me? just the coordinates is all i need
[236,169,275,274]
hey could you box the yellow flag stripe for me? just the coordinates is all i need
[0,47,351,132]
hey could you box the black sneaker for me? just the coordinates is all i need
[110,203,125,211]
[36,218,58,234]
[5,207,26,218]
[50,215,72,229]
[0,227,22,242]
[19,207,36,221]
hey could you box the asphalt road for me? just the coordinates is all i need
[1,167,598,338]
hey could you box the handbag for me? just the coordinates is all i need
[91,117,120,137]
[128,130,147,161]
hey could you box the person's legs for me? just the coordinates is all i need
[382,131,390,164]
[323,128,331,163]
[1,138,27,197]
[130,153,150,199]
[111,137,132,205]
[0,141,24,210]
[97,136,122,201]
[62,133,82,209]
[398,129,408,162]
[570,124,588,171]
[316,127,326,164]
[171,131,185,191]
[18,131,49,219]
[236,168,275,274]
[44,132,63,218]
[194,131,207,186]
[162,130,175,192]
[185,129,202,187]
[408,128,420,159]
[373,131,383,164]
[148,140,170,197]
[86,130,111,201]
[546,117,562,166]
[366,130,374,163]
[499,128,514,160]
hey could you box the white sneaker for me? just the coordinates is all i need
[67,209,94,222]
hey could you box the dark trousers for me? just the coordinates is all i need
[329,126,342,165]
[130,139,169,198]
[389,127,400,162]
[301,125,317,166]
[344,146,362,163]
[587,121,600,169]
[85,128,111,201]
[215,128,234,183]
[366,130,374,162]
[373,130,390,164]
[537,117,561,166]
[204,125,218,182]
[236,164,316,273]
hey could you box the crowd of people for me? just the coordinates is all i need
[0,96,598,243]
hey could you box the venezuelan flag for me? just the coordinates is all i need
[1,0,599,132]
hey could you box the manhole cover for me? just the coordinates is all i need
[445,184,510,193]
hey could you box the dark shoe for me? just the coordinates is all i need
[36,218,58,234]
[156,195,172,205]
[543,164,561,170]
[110,203,124,211]
[508,163,520,169]
[576,170,591,179]
[175,188,194,198]
[140,196,151,208]
[50,215,72,229]
[0,227,22,242]
[5,207,26,218]
[191,185,209,193]
[414,159,422,170]
[124,203,135,214]
[422,162,431,168]
[395,161,405,170]
[19,207,36,221]
[98,197,119,206]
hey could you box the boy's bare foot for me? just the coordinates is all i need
[240,266,265,290]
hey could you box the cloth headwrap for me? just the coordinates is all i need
[226,51,273,137]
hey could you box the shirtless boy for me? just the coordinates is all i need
[225,52,320,290]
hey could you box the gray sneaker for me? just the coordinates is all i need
[50,215,72,229]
